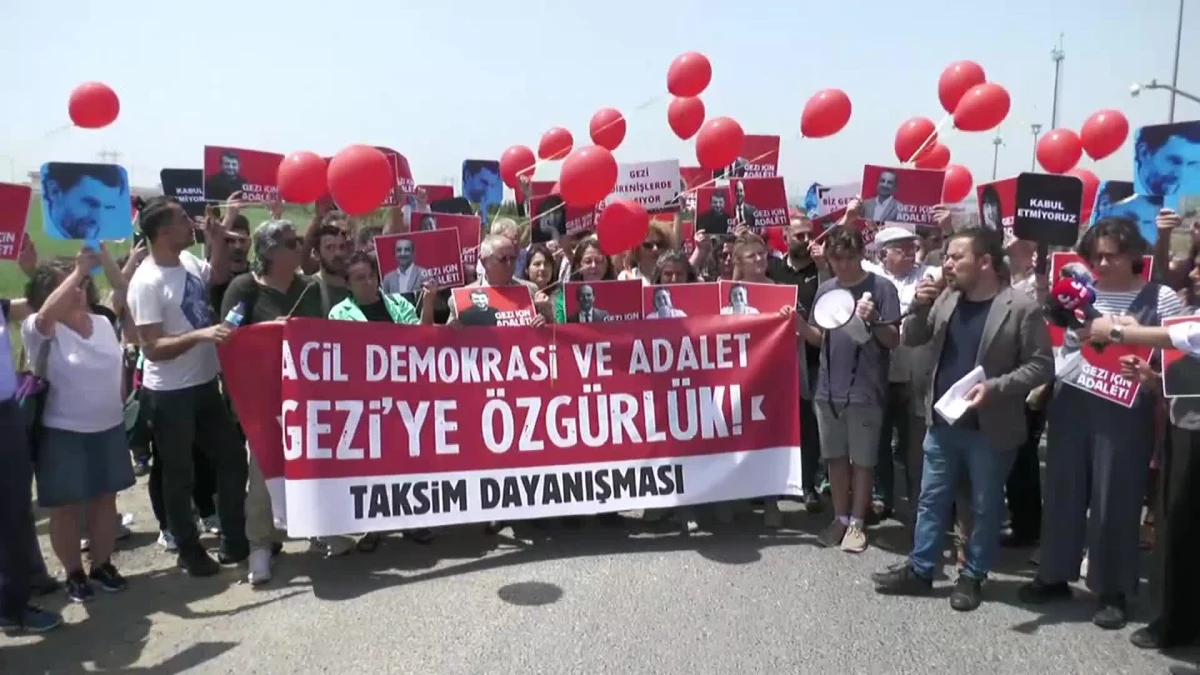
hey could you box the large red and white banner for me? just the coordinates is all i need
[220,317,803,537]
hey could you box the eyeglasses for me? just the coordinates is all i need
[491,255,515,264]
[641,240,664,251]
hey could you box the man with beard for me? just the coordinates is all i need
[41,163,128,240]
[862,170,907,223]
[309,222,351,315]
[205,151,248,203]
[381,237,426,295]
[697,189,734,235]
[1135,123,1200,204]
[873,228,1052,612]
[767,214,826,511]
[209,214,251,314]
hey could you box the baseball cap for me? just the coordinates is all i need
[873,226,920,249]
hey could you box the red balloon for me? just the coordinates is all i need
[68,82,120,129]
[538,127,574,161]
[589,108,626,151]
[914,143,951,170]
[559,146,618,208]
[277,151,328,204]
[1037,128,1083,174]
[1080,109,1130,161]
[937,61,987,115]
[953,83,1011,132]
[667,96,705,140]
[942,164,974,203]
[695,117,745,170]
[499,145,536,189]
[327,145,394,215]
[596,199,650,256]
[1068,168,1100,221]
[895,117,938,163]
[667,51,712,98]
[801,88,852,138]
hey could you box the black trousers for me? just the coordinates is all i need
[0,399,34,620]
[143,379,247,551]
[1005,404,1046,541]
[147,443,217,532]
[875,382,912,511]
[800,398,821,493]
[1156,426,1200,646]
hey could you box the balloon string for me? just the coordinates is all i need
[904,113,953,165]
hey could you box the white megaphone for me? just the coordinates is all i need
[812,290,872,345]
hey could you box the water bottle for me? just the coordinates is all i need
[224,301,247,328]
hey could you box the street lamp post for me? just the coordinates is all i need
[1131,80,1200,106]
[1030,124,1042,172]
[991,133,1003,180]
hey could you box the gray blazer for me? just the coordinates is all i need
[902,285,1053,452]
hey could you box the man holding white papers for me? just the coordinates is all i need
[871,228,1052,612]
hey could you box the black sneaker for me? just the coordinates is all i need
[949,575,983,611]
[88,561,127,593]
[65,570,94,603]
[270,541,284,557]
[1017,578,1071,604]
[30,574,60,597]
[217,543,249,565]
[0,606,63,633]
[872,563,933,595]
[176,544,220,577]
[818,520,848,549]
[1093,593,1127,630]
[1129,620,1166,649]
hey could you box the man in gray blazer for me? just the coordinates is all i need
[861,170,907,222]
[871,228,1052,612]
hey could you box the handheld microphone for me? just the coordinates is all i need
[1047,277,1105,351]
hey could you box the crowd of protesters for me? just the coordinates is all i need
[0,179,1195,672]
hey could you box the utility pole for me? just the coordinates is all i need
[1050,34,1065,129]
[1030,124,1042,171]
[1169,0,1185,122]
[991,133,1004,180]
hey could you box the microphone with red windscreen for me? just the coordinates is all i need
[1046,276,1106,351]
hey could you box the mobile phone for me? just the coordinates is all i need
[133,232,146,248]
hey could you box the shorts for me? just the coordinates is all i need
[814,401,883,468]
[34,425,135,508]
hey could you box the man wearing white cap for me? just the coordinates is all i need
[864,226,941,524]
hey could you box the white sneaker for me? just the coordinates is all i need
[247,549,273,586]
[199,515,221,535]
[840,523,869,553]
[157,530,179,552]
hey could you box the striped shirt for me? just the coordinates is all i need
[1091,285,1183,321]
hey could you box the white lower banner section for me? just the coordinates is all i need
[282,446,803,537]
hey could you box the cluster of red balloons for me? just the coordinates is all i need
[276,145,395,215]
[1036,109,1130,174]
[666,52,713,142]
[68,82,120,129]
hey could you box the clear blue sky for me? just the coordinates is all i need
[0,0,1195,199]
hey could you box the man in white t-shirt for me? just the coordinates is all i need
[126,196,247,577]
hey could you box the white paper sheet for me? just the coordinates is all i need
[933,365,986,424]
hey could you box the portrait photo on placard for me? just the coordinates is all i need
[461,159,503,209]
[712,134,780,180]
[203,146,283,203]
[160,168,206,218]
[1013,172,1084,246]
[729,177,788,233]
[976,177,1017,232]
[1162,316,1200,399]
[39,162,131,241]
[718,280,797,316]
[451,285,535,327]
[1092,193,1164,246]
[860,165,946,226]
[1091,180,1135,224]
[375,229,464,294]
[642,282,721,319]
[1133,121,1200,211]
[695,185,735,235]
[530,195,570,244]
[563,279,642,324]
[0,182,32,259]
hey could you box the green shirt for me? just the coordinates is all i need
[328,293,419,324]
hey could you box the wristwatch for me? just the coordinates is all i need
[1109,324,1125,343]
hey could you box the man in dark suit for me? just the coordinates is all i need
[205,150,248,202]
[862,170,906,222]
[696,190,734,235]
[568,284,609,323]
[458,289,499,326]
[733,180,759,232]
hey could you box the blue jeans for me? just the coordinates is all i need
[910,425,1016,580]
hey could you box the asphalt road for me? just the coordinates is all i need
[2,489,1196,675]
